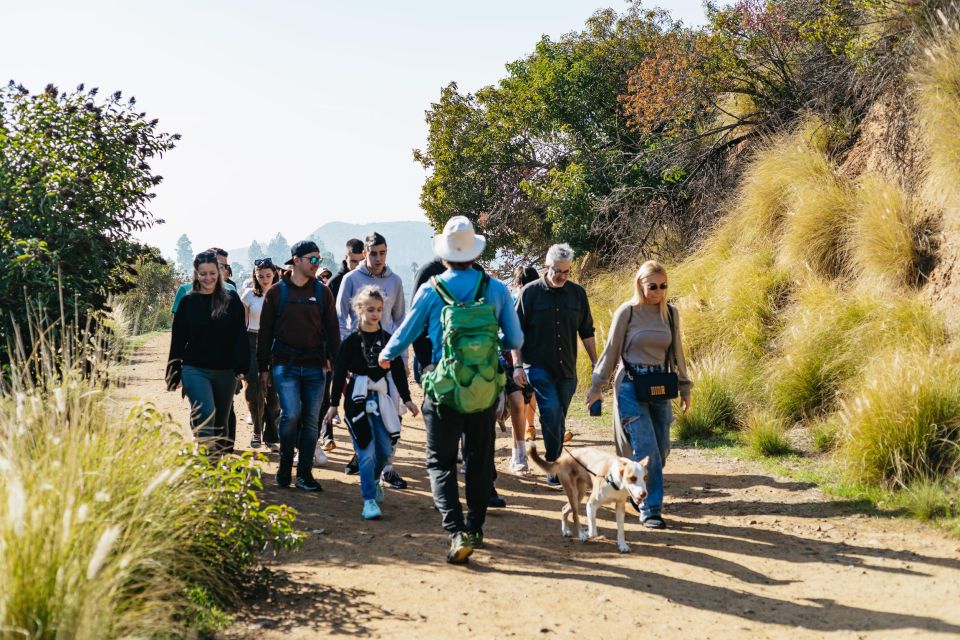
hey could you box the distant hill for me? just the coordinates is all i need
[230,220,436,294]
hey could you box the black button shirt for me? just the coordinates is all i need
[515,277,595,379]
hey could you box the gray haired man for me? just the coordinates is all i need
[512,243,597,487]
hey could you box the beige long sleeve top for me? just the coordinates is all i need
[590,302,693,399]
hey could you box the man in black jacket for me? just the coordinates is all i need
[328,238,365,300]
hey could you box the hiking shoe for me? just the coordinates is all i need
[525,425,536,441]
[641,515,666,529]
[322,439,336,452]
[563,431,574,443]
[362,499,382,520]
[446,532,474,564]
[296,476,322,492]
[466,531,484,549]
[488,490,506,508]
[313,447,327,466]
[250,435,262,449]
[275,469,292,488]
[381,469,408,489]
[544,474,562,489]
[266,442,280,452]
[375,483,385,504]
[344,454,359,475]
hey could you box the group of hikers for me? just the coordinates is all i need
[165,216,692,564]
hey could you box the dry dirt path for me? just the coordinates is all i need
[117,333,960,639]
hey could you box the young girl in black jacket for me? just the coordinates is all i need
[324,285,418,520]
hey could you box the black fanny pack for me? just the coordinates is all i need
[271,339,326,363]
[622,305,679,402]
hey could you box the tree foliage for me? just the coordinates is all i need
[175,233,193,276]
[0,82,177,340]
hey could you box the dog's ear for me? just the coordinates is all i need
[638,456,650,468]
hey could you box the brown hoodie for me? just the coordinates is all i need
[256,273,340,371]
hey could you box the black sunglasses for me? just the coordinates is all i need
[645,283,668,291]
[254,257,274,267]
[298,255,321,265]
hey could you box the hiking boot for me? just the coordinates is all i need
[381,469,407,489]
[266,442,280,453]
[446,532,474,564]
[375,483,385,504]
[466,531,484,549]
[641,515,666,529]
[275,469,292,488]
[544,474,562,489]
[362,499,382,520]
[525,425,536,441]
[321,439,336,452]
[250,435,261,449]
[488,489,506,508]
[296,476,322,492]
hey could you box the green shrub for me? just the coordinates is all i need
[673,356,741,441]
[742,410,793,457]
[897,479,957,521]
[811,419,840,453]
[838,348,960,486]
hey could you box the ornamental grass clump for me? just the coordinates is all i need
[837,348,960,487]
[742,409,793,458]
[0,320,303,638]
[673,355,741,442]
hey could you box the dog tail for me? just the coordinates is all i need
[527,444,558,475]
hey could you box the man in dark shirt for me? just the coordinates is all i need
[327,238,365,300]
[512,243,597,487]
[258,240,340,492]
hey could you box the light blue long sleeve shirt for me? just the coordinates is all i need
[381,268,523,364]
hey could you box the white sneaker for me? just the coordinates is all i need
[313,447,328,466]
[509,453,529,475]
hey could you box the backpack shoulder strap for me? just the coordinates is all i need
[314,280,326,314]
[277,279,289,317]
[472,273,490,302]
[431,276,457,305]
[665,304,677,371]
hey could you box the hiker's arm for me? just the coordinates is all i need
[393,280,406,328]
[323,286,341,361]
[336,278,351,340]
[579,290,597,366]
[257,290,276,373]
[389,356,411,403]
[588,303,629,398]
[380,288,434,365]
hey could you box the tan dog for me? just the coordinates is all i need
[529,445,649,553]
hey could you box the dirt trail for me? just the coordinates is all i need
[118,333,960,639]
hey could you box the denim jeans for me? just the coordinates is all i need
[182,366,236,454]
[526,366,578,462]
[349,410,393,500]
[617,376,673,519]
[272,364,325,479]
[423,396,496,535]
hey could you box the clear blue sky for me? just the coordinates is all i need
[3,1,708,259]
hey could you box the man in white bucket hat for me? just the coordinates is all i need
[379,216,523,564]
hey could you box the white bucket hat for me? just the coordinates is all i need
[432,216,486,262]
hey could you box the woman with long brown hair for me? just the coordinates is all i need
[241,257,281,450]
[167,251,249,454]
[585,260,692,529]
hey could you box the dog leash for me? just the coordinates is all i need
[565,452,622,491]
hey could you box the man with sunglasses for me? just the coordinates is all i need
[257,240,340,492]
[512,243,597,488]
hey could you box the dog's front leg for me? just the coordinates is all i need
[586,499,599,540]
[615,501,630,553]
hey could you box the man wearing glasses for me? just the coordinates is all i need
[257,240,340,492]
[512,243,597,488]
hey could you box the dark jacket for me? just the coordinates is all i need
[168,290,249,374]
[330,328,410,448]
[256,273,340,371]
[515,277,595,379]
[328,260,351,300]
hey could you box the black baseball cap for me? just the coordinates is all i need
[285,240,321,265]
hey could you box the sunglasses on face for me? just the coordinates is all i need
[645,283,668,291]
[300,256,321,265]
[254,258,274,267]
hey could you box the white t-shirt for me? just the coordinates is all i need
[241,288,266,331]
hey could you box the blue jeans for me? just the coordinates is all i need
[526,366,578,462]
[182,366,236,454]
[617,377,673,519]
[350,411,393,501]
[272,364,325,479]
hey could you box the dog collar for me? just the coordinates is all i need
[605,472,622,491]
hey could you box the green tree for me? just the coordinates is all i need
[175,233,193,275]
[248,239,265,264]
[265,233,289,264]
[0,82,177,341]
[119,247,178,334]
[305,233,336,269]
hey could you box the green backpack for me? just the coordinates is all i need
[422,273,505,413]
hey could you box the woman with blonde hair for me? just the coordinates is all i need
[585,260,692,529]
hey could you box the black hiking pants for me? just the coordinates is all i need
[423,396,496,535]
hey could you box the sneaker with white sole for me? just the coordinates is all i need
[313,448,327,466]
[362,499,381,520]
[509,452,529,475]
[380,469,407,489]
